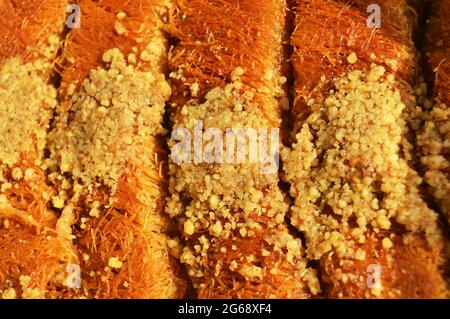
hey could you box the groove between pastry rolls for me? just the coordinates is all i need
[417,0,450,227]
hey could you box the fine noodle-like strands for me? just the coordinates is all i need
[47,0,186,298]
[58,0,171,98]
[284,0,447,298]
[0,0,67,74]
[0,0,80,299]
[166,0,320,298]
[167,0,289,127]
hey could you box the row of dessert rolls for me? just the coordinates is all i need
[0,0,448,298]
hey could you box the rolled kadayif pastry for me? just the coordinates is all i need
[47,0,187,298]
[166,0,320,298]
[282,0,448,298]
[0,0,80,299]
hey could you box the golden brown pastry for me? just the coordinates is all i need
[282,0,447,298]
[46,0,187,298]
[165,0,320,298]
[0,0,447,300]
[0,0,79,299]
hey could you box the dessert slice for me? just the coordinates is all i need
[47,0,186,298]
[166,0,320,298]
[0,0,79,299]
[283,0,447,298]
